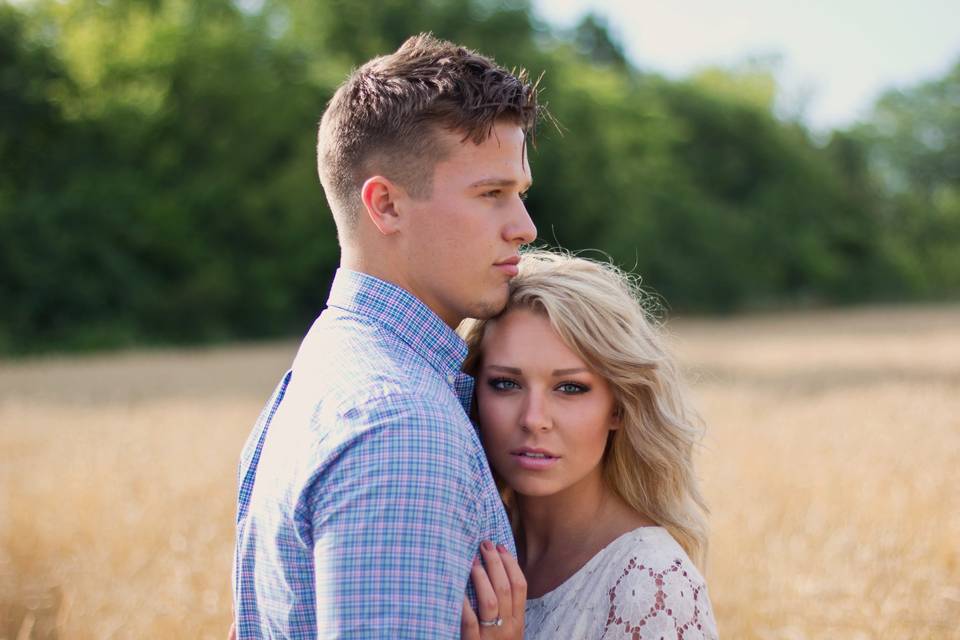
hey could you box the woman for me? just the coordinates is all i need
[459,250,718,640]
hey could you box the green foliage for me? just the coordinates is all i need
[1,0,336,352]
[1,0,958,354]
[848,63,960,297]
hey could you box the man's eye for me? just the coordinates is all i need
[483,190,502,198]
[557,382,588,394]
[488,378,519,391]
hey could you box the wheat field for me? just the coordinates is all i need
[2,305,958,639]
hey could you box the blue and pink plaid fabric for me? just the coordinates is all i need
[233,269,515,638]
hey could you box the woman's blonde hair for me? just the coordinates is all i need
[459,250,709,566]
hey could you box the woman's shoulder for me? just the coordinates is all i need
[597,527,718,639]
[606,526,700,572]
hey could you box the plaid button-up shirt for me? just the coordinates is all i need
[233,269,515,638]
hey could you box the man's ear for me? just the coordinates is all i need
[360,175,404,236]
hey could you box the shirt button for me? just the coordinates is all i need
[447,373,456,384]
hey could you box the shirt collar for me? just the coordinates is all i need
[326,269,471,381]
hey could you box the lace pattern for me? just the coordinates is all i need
[524,527,718,640]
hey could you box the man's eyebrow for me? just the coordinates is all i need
[468,178,533,191]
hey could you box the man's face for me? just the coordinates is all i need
[400,121,537,327]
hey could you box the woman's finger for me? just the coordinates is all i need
[497,543,527,625]
[461,595,479,640]
[471,551,500,628]
[479,540,513,622]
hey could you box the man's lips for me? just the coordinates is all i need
[494,256,520,277]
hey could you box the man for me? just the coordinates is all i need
[233,34,540,638]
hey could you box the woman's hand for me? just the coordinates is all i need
[460,540,527,640]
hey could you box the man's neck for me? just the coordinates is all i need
[339,251,460,329]
[341,252,408,293]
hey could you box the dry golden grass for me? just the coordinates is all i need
[2,305,959,639]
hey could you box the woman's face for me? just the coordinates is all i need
[476,308,619,499]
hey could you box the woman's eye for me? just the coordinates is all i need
[488,378,519,391]
[557,382,588,394]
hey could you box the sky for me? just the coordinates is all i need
[531,0,959,132]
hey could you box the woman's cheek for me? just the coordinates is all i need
[479,400,506,439]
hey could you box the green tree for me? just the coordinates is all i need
[2,0,957,354]
[854,60,960,295]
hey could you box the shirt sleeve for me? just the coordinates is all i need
[306,393,484,639]
[600,556,719,640]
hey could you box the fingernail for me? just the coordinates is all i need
[496,543,507,553]
[482,540,494,551]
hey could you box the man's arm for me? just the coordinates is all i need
[307,394,484,639]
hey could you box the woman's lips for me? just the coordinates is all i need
[510,450,560,470]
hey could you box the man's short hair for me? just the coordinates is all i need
[317,33,541,238]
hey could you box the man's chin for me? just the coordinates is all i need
[469,290,510,321]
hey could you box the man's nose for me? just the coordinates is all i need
[505,200,537,245]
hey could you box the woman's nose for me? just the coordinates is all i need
[520,393,552,432]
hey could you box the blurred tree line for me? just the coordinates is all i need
[1,0,958,354]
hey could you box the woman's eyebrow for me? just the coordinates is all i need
[486,365,589,376]
[553,368,588,376]
[486,364,522,374]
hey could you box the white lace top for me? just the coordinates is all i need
[524,527,718,640]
